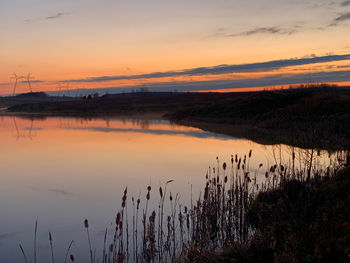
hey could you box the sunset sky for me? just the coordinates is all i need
[1,0,350,95]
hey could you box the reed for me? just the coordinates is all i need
[18,149,349,262]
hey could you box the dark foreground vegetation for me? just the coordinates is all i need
[5,84,350,149]
[19,150,350,263]
[180,156,350,263]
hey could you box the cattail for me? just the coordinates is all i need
[159,187,163,198]
[84,219,89,228]
[146,191,150,200]
[259,163,263,168]
[137,199,140,209]
[147,186,151,192]
[109,244,114,252]
[249,149,252,158]
[116,212,121,225]
[204,186,209,200]
[49,232,54,263]
[235,154,238,163]
[265,171,269,178]
[223,162,227,170]
[231,155,234,164]
[224,176,228,183]
[169,193,173,201]
[70,255,75,262]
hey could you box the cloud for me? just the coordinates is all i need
[63,54,350,83]
[301,54,318,59]
[24,12,71,24]
[24,18,36,24]
[209,25,299,39]
[330,11,350,26]
[334,12,350,22]
[45,12,69,20]
[341,0,350,6]
[49,69,350,97]
[20,80,43,84]
[228,27,297,37]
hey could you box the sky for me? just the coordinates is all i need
[1,0,350,95]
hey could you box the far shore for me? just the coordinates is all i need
[2,85,350,150]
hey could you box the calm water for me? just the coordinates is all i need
[0,116,333,262]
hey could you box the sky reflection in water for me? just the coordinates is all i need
[0,116,332,262]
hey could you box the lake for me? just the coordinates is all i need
[0,116,334,262]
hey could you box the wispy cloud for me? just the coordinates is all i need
[228,26,297,37]
[20,80,43,84]
[210,25,299,39]
[45,12,69,20]
[329,11,350,26]
[53,69,350,96]
[341,0,350,6]
[24,18,37,24]
[63,54,350,83]
[334,12,350,22]
[24,12,71,24]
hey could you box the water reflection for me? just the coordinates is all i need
[7,116,234,142]
[0,116,343,262]
[12,117,36,141]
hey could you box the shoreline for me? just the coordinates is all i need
[2,87,350,150]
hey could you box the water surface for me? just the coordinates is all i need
[0,116,332,262]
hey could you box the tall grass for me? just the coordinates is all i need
[18,149,349,262]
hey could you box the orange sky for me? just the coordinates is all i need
[1,0,350,95]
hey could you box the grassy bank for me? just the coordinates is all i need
[179,163,350,263]
[167,85,350,150]
[6,85,350,150]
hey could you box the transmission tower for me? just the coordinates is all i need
[26,73,34,93]
[10,73,35,95]
[57,83,71,97]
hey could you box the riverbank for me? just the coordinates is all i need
[4,85,350,150]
